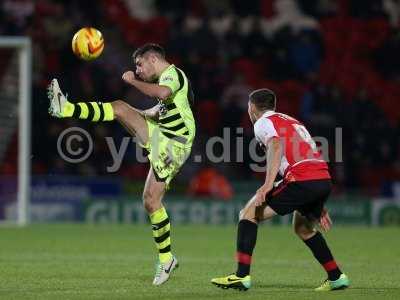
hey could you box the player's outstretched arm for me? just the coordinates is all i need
[122,71,171,100]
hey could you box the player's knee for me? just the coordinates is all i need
[111,100,126,119]
[238,209,244,220]
[294,223,315,240]
[142,190,156,212]
[239,208,251,221]
[238,207,256,222]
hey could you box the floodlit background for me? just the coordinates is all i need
[0,0,399,224]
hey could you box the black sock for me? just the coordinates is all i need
[303,232,342,281]
[235,219,258,277]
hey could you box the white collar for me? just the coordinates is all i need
[254,110,276,128]
[261,110,276,118]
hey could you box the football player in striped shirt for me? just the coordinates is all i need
[47,43,195,285]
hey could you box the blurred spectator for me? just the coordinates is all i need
[188,167,233,200]
[241,18,269,59]
[261,0,319,37]
[231,0,261,17]
[0,0,399,195]
[1,0,34,34]
[375,29,400,80]
[42,3,74,49]
[298,0,339,18]
[123,0,156,21]
[222,74,251,111]
[383,0,400,27]
[350,0,385,19]
[288,30,323,78]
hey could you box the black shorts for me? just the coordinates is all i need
[266,179,332,221]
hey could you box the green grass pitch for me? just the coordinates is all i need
[0,224,399,299]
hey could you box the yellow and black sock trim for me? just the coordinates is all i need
[71,102,114,121]
[152,217,171,253]
[150,207,172,263]
[154,225,171,253]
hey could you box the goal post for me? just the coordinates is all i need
[0,37,32,226]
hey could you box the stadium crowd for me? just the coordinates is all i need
[1,0,400,196]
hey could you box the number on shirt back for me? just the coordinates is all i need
[292,124,317,152]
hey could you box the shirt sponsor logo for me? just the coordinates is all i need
[161,76,174,82]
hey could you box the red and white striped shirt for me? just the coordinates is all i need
[254,111,331,182]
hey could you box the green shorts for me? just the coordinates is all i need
[140,118,192,188]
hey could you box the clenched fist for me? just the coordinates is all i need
[122,71,136,84]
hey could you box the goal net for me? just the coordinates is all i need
[0,37,31,225]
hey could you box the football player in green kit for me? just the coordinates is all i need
[48,43,195,286]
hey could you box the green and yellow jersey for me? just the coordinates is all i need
[157,64,195,148]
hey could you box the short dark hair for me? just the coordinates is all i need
[132,43,166,61]
[249,88,276,111]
